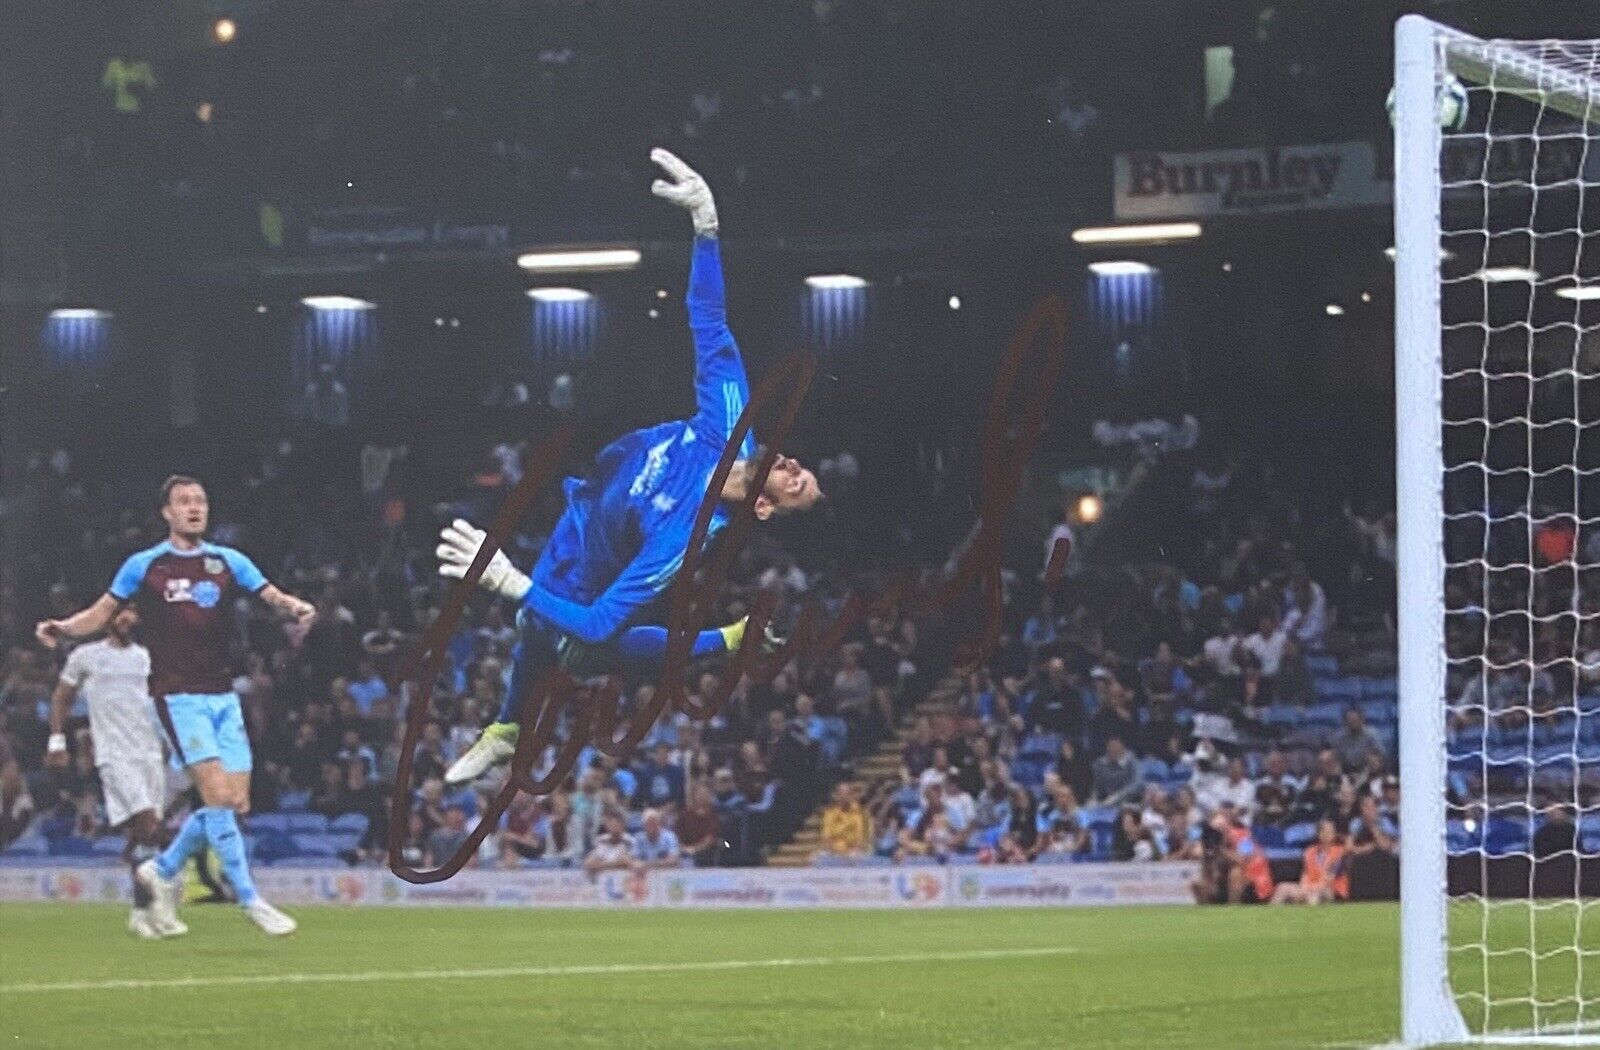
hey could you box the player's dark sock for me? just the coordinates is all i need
[155,810,208,880]
[200,807,258,907]
[128,842,157,907]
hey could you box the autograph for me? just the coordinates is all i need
[386,295,1068,883]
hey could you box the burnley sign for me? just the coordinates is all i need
[1113,142,1389,220]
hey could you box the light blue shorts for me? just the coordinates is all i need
[160,692,252,773]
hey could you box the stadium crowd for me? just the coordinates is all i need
[809,454,1417,903]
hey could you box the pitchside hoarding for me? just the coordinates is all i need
[0,862,1200,909]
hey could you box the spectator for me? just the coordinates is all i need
[1197,757,1257,821]
[1272,818,1349,904]
[818,782,870,859]
[1113,806,1160,861]
[498,793,547,867]
[1332,707,1386,773]
[583,812,633,876]
[1241,610,1295,678]
[346,658,389,716]
[1192,805,1274,904]
[630,808,681,870]
[1054,738,1094,805]
[425,804,476,868]
[1091,737,1143,807]
[0,759,35,848]
[1253,750,1301,827]
[1284,567,1330,650]
[676,783,721,867]
[633,743,687,811]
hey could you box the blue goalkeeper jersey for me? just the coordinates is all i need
[523,236,756,645]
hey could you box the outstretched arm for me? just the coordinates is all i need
[35,593,119,649]
[652,148,755,456]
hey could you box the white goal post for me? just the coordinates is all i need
[1396,14,1600,1048]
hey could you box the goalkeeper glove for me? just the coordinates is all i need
[650,147,718,236]
[436,519,531,602]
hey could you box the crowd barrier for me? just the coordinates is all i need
[0,861,1201,909]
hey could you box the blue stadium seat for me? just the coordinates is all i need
[91,836,125,855]
[1260,705,1299,727]
[3,834,48,857]
[50,837,97,858]
[1140,758,1169,782]
[1446,820,1483,854]
[278,790,312,812]
[1360,677,1399,701]
[1253,824,1285,849]
[1314,679,1362,704]
[289,834,339,858]
[287,813,329,834]
[1483,819,1531,858]
[1283,822,1317,848]
[329,813,369,836]
[1305,654,1340,679]
[248,813,294,835]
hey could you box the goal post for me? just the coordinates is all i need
[1396,14,1600,1047]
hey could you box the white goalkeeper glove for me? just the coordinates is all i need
[436,519,531,602]
[650,147,718,236]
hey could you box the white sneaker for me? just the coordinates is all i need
[127,909,160,940]
[443,721,519,785]
[245,899,297,936]
[135,859,184,936]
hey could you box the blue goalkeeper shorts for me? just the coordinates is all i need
[159,692,252,773]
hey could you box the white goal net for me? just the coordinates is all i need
[1396,15,1600,1047]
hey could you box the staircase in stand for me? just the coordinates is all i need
[766,673,965,867]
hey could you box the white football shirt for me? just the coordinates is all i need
[58,639,162,765]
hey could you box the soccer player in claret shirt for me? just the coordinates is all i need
[36,475,317,936]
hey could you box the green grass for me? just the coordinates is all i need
[0,901,1592,1049]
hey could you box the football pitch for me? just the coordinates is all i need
[0,901,1591,1049]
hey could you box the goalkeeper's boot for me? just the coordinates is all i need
[444,721,520,785]
[720,616,786,656]
[245,898,297,936]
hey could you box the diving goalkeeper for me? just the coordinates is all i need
[439,148,823,785]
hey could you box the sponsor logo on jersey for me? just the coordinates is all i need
[190,580,222,609]
[163,578,193,603]
[203,557,224,575]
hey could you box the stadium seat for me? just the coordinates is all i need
[248,813,294,835]
[1139,758,1169,782]
[1253,824,1285,849]
[1483,819,1531,857]
[288,813,330,834]
[278,790,312,812]
[1305,654,1340,678]
[329,813,370,836]
[1283,822,1317,848]
[2,834,48,857]
[1313,679,1362,704]
[289,834,339,858]
[91,837,125,855]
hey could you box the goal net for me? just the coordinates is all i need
[1396,15,1600,1046]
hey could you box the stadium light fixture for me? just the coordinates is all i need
[1087,261,1155,276]
[214,18,237,43]
[1076,494,1103,523]
[1325,303,1346,316]
[517,248,642,273]
[805,274,867,289]
[1555,285,1600,301]
[526,287,593,302]
[1071,222,1202,245]
[948,295,962,310]
[1472,266,1538,283]
[49,308,111,320]
[301,295,375,310]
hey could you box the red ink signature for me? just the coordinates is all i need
[386,296,1067,882]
